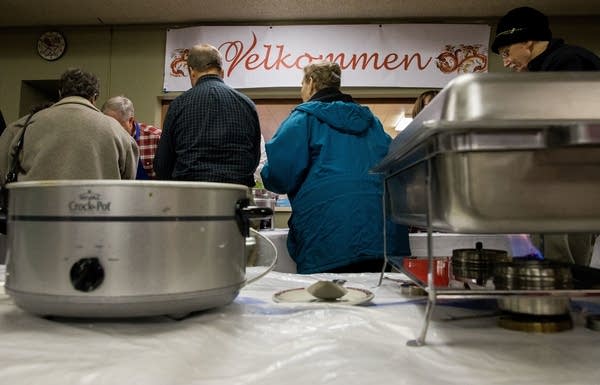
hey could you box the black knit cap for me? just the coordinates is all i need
[491,6,552,54]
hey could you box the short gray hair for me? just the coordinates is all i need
[187,44,223,71]
[303,60,341,91]
[101,96,135,123]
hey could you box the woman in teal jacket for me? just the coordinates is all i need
[261,60,410,274]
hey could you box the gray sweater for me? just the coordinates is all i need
[0,96,138,184]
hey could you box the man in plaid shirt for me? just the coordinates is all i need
[102,96,162,179]
[153,44,260,186]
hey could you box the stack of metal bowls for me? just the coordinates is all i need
[493,259,573,333]
[451,242,511,286]
[493,259,573,291]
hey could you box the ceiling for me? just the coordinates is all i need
[1,0,600,27]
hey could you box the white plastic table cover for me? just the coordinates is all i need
[1,266,600,385]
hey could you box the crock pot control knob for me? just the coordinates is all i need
[70,257,105,292]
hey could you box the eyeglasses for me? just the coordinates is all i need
[499,47,511,59]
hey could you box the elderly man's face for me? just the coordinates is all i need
[104,110,134,136]
[498,41,533,72]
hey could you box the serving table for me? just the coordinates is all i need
[1,266,600,385]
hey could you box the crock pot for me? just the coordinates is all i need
[3,180,275,318]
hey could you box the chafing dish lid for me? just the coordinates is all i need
[373,72,600,173]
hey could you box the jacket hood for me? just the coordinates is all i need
[295,101,374,135]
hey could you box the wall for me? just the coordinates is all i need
[1,17,600,125]
[0,26,165,125]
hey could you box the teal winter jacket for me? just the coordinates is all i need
[261,91,410,273]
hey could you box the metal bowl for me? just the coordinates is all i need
[493,259,573,316]
[493,260,573,290]
[451,242,510,284]
[497,296,571,316]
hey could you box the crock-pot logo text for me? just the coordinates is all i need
[68,190,111,212]
[168,32,488,78]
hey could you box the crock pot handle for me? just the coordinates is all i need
[0,212,6,235]
[0,186,7,234]
[0,207,6,235]
[235,198,274,237]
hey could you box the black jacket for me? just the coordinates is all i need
[309,87,354,103]
[0,110,5,136]
[528,39,600,71]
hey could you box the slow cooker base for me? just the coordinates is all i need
[6,284,241,318]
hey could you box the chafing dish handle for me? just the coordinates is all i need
[553,123,600,146]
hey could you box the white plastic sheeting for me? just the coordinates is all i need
[256,229,296,273]
[1,267,600,385]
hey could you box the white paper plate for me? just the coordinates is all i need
[273,287,374,305]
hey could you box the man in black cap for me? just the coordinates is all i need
[492,6,600,72]
[492,7,600,266]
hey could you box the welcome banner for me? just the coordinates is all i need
[164,24,490,91]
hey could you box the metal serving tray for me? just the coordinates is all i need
[374,72,600,233]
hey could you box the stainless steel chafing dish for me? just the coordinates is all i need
[374,72,600,233]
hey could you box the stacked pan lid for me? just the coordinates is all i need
[493,259,573,319]
[451,242,511,285]
[493,259,573,290]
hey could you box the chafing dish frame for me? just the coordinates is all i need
[376,72,600,346]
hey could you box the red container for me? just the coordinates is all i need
[403,257,450,287]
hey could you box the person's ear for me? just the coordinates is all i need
[127,117,135,135]
[188,67,196,85]
[309,78,317,95]
[524,40,535,51]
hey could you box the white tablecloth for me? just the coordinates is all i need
[1,268,600,385]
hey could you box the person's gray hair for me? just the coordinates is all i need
[187,44,223,71]
[303,60,341,91]
[101,96,135,123]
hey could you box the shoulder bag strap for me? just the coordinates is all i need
[5,111,35,184]
[1,111,37,234]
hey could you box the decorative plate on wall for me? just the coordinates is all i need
[37,31,67,61]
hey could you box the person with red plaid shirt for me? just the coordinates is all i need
[102,96,162,179]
